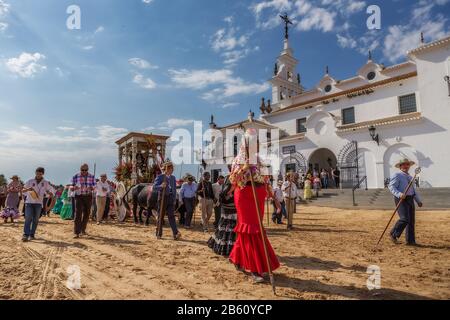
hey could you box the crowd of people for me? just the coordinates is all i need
[0,130,424,285]
[0,165,119,241]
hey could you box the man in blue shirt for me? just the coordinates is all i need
[153,161,181,240]
[388,158,423,245]
[179,174,197,228]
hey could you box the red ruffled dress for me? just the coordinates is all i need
[229,184,280,274]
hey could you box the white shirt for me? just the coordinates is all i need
[282,181,298,199]
[24,178,54,205]
[212,182,223,201]
[273,186,284,202]
[96,181,110,197]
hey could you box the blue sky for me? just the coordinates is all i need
[0,0,449,183]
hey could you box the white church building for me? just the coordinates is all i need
[205,33,450,189]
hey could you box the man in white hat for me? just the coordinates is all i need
[388,158,423,246]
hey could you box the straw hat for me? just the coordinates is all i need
[161,160,174,169]
[395,158,416,168]
[10,175,19,180]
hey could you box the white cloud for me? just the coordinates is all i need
[250,0,293,29]
[0,124,128,182]
[383,20,448,63]
[165,118,196,128]
[142,0,154,3]
[94,26,105,34]
[169,68,233,90]
[295,1,335,32]
[0,1,10,33]
[133,73,156,89]
[211,18,255,66]
[336,34,357,49]
[5,52,47,78]
[0,0,9,16]
[211,27,249,52]
[169,68,269,102]
[221,102,239,108]
[56,126,76,132]
[128,57,158,69]
[82,45,94,50]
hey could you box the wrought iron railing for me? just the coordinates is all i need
[352,175,368,206]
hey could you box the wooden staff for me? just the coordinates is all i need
[243,135,276,295]
[287,176,292,230]
[156,173,167,239]
[375,167,421,247]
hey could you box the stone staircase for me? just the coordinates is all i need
[300,188,450,210]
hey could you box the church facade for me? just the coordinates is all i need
[205,34,450,189]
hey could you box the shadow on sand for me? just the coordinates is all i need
[275,273,431,300]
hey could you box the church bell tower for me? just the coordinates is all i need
[270,14,303,105]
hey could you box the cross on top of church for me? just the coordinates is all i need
[280,13,293,40]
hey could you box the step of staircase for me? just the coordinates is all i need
[299,188,450,210]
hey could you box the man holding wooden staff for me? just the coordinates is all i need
[154,161,181,240]
[282,172,298,230]
[388,158,423,246]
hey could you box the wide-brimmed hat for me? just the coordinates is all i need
[10,175,19,180]
[161,160,174,169]
[183,173,195,181]
[395,158,416,168]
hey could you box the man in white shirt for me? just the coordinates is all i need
[212,175,225,230]
[272,180,286,224]
[282,172,298,230]
[95,173,110,224]
[21,167,54,241]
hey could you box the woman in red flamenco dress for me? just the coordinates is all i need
[228,129,281,283]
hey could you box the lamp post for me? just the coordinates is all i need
[368,125,380,145]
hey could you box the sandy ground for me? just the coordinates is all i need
[0,205,449,300]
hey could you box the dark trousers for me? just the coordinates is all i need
[0,196,6,210]
[183,197,195,227]
[391,196,416,244]
[71,197,75,219]
[74,195,92,235]
[334,177,340,188]
[178,201,187,225]
[213,204,221,229]
[24,203,42,237]
[103,196,110,220]
[322,178,328,189]
[272,201,285,224]
[156,196,178,237]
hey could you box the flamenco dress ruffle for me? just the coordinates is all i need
[0,207,20,220]
[229,185,280,275]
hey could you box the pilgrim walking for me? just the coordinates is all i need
[95,174,110,225]
[71,164,96,238]
[1,175,22,223]
[197,171,214,232]
[208,169,237,256]
[179,174,197,228]
[388,159,423,246]
[228,129,280,284]
[21,167,54,241]
[282,172,298,230]
[154,161,181,240]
